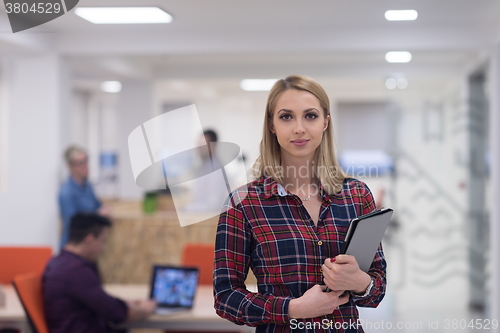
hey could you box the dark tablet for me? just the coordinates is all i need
[340,207,393,272]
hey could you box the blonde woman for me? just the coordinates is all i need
[214,75,386,333]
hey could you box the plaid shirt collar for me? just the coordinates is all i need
[261,175,333,204]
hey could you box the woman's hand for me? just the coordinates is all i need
[322,255,371,294]
[288,285,350,319]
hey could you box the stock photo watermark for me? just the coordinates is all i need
[290,318,499,331]
[127,104,248,227]
[4,0,79,33]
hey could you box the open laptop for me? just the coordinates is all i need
[149,265,199,315]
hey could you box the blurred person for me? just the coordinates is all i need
[183,129,229,212]
[201,129,218,163]
[59,145,110,248]
[43,213,156,333]
[213,75,386,332]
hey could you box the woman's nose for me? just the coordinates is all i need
[293,119,305,134]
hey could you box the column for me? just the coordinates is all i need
[0,54,69,251]
[489,45,500,326]
[116,81,154,200]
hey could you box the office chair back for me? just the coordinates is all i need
[12,272,49,333]
[0,247,52,284]
[181,243,215,285]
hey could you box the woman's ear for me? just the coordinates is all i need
[323,114,330,132]
[269,120,275,135]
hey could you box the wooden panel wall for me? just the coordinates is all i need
[98,199,256,285]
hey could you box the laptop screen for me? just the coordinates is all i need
[149,265,199,308]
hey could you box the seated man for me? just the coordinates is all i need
[43,213,156,333]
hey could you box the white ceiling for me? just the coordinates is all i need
[1,0,499,80]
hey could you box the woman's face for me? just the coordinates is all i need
[270,89,329,163]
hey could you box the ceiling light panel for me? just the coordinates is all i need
[385,10,418,21]
[385,51,412,63]
[75,7,173,24]
[240,79,278,91]
[100,81,122,93]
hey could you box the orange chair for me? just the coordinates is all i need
[181,243,215,285]
[0,247,52,284]
[12,272,49,333]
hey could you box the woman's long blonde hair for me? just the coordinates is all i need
[251,75,346,194]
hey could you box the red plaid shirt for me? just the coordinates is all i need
[213,175,387,333]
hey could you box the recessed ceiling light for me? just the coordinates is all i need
[75,7,173,24]
[385,76,409,90]
[385,78,397,90]
[397,78,408,89]
[240,79,279,91]
[100,81,122,93]
[385,10,418,21]
[385,51,412,63]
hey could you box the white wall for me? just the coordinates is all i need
[0,54,67,251]
[336,101,391,151]
[116,81,155,200]
[0,78,7,194]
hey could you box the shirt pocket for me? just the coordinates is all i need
[254,226,314,284]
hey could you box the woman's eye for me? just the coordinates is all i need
[279,114,292,120]
[306,113,318,119]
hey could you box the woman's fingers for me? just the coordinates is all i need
[328,289,346,298]
[333,255,355,264]
[338,291,350,306]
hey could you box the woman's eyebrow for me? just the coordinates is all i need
[278,108,319,114]
[304,108,319,112]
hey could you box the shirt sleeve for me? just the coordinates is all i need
[213,192,293,326]
[66,265,128,324]
[58,191,78,247]
[350,182,387,308]
[89,183,102,211]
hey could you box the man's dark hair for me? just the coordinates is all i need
[68,213,112,244]
[203,129,218,143]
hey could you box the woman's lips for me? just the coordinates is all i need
[291,139,309,147]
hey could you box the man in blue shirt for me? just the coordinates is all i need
[59,146,109,248]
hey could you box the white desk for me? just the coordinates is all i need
[0,284,253,332]
[105,284,254,332]
[0,285,29,332]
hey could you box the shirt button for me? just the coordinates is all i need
[318,241,323,246]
